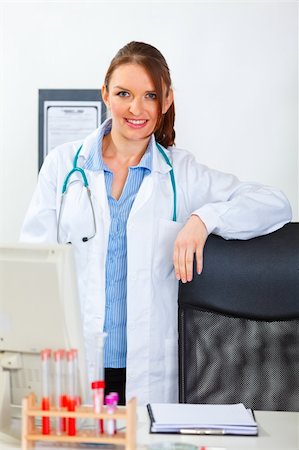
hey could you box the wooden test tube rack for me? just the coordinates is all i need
[22,393,136,450]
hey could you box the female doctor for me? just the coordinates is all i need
[20,41,292,405]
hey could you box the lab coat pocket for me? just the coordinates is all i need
[154,219,184,279]
[164,337,179,403]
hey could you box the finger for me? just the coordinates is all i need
[173,245,181,280]
[185,246,195,282]
[178,245,187,283]
[196,246,204,274]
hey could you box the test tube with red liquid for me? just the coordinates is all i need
[54,349,67,434]
[92,380,105,435]
[66,350,76,436]
[41,349,52,435]
[71,348,81,406]
[91,333,107,435]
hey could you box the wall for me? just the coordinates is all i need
[0,0,298,241]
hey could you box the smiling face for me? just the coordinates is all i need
[102,63,173,146]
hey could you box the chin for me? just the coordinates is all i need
[126,127,155,140]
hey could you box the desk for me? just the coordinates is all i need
[1,408,298,450]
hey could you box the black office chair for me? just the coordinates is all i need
[178,222,299,411]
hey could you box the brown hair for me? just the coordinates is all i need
[104,41,175,148]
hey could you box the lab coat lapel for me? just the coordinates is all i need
[128,143,171,220]
[84,169,110,334]
[128,174,153,219]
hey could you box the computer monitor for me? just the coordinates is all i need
[0,243,89,440]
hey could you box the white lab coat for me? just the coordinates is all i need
[20,125,292,405]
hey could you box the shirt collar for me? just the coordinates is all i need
[84,118,153,172]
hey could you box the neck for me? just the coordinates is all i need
[103,130,150,165]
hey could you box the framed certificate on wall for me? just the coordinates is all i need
[38,89,106,170]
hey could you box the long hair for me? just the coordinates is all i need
[104,41,175,148]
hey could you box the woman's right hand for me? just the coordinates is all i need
[173,215,208,283]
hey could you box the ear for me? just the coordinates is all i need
[102,84,110,109]
[162,88,174,114]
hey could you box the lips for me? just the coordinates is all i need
[125,118,148,129]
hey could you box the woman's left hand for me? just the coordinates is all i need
[173,215,208,283]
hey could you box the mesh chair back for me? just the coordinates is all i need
[178,223,299,411]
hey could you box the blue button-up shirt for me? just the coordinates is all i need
[85,120,153,367]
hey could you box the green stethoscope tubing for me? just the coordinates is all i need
[58,140,177,242]
[155,143,177,222]
[62,144,88,192]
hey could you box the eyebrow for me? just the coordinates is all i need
[112,85,156,93]
[112,85,129,91]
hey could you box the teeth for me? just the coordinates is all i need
[127,119,146,124]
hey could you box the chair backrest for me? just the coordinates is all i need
[178,222,299,411]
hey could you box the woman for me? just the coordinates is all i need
[20,41,292,405]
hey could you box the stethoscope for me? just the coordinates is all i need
[57,142,177,244]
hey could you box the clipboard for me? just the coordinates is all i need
[147,403,258,436]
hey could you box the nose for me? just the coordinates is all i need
[129,97,143,116]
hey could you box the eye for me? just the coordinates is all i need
[116,91,130,97]
[146,92,157,100]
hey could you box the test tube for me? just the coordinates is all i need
[105,395,116,435]
[66,350,76,436]
[54,349,66,434]
[94,333,107,382]
[91,333,107,434]
[91,380,105,435]
[40,349,52,435]
[109,392,119,433]
[70,348,81,406]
